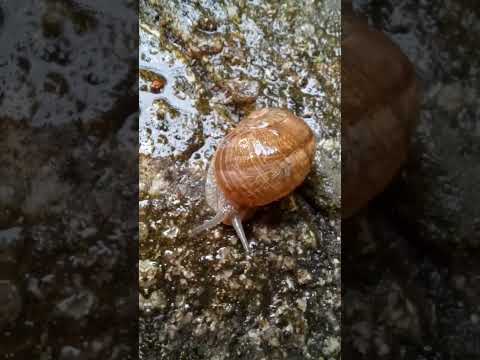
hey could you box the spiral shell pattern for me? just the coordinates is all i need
[214,108,316,208]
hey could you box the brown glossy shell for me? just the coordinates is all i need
[342,12,419,218]
[205,152,255,225]
[214,108,316,208]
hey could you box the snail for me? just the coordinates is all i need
[342,10,419,218]
[192,108,316,252]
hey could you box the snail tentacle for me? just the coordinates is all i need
[191,199,237,236]
[232,215,249,252]
[191,208,231,235]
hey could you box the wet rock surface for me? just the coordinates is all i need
[139,0,341,358]
[0,1,138,358]
[344,1,480,358]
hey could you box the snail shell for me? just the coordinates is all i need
[342,12,419,218]
[193,108,316,251]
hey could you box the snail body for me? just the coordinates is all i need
[193,108,316,251]
[342,11,419,218]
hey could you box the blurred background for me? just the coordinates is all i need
[343,1,480,358]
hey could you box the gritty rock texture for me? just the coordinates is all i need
[344,1,480,358]
[139,0,341,358]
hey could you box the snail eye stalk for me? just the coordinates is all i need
[232,215,249,252]
[191,210,227,235]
